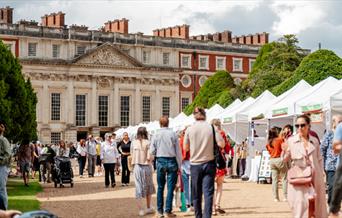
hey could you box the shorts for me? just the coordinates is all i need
[96,155,102,166]
[20,162,30,173]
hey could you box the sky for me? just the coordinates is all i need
[2,0,342,56]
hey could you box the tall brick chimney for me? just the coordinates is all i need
[153,24,189,39]
[41,11,65,28]
[0,6,13,24]
[104,18,129,34]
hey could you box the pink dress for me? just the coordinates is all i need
[283,134,327,218]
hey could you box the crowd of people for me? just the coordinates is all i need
[1,109,342,218]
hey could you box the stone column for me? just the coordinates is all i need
[67,79,74,125]
[90,76,97,126]
[174,79,180,117]
[42,83,49,124]
[154,85,161,120]
[134,83,141,124]
[113,79,120,126]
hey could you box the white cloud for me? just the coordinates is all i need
[270,1,326,36]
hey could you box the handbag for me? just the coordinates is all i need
[288,150,313,185]
[212,125,226,170]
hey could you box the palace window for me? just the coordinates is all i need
[233,58,243,71]
[51,132,61,144]
[120,96,130,127]
[98,96,108,127]
[199,76,208,87]
[28,43,37,57]
[142,96,151,122]
[76,46,86,56]
[181,97,190,111]
[52,44,60,58]
[181,54,191,68]
[76,95,86,126]
[199,55,209,70]
[51,93,61,121]
[163,52,170,65]
[142,50,150,64]
[162,97,170,117]
[216,57,226,70]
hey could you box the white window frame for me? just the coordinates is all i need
[199,76,208,87]
[75,94,87,126]
[162,97,171,117]
[50,93,61,121]
[180,53,192,69]
[249,59,256,72]
[215,56,226,70]
[76,45,86,56]
[142,50,151,64]
[181,97,190,111]
[142,96,151,122]
[52,44,61,59]
[162,52,170,66]
[51,132,62,144]
[120,95,130,127]
[3,41,15,55]
[233,58,243,72]
[28,42,37,57]
[181,75,192,88]
[199,55,209,70]
[98,95,109,127]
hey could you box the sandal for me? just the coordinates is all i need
[212,209,217,216]
[215,206,225,214]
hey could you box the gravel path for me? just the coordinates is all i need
[37,173,292,218]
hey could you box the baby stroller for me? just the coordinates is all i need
[52,156,74,188]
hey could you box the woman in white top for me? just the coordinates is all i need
[101,133,120,188]
[131,127,155,216]
[57,140,70,158]
[76,139,87,178]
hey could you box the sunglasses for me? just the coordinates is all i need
[295,123,307,129]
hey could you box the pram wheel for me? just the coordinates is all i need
[54,182,57,188]
[71,182,74,188]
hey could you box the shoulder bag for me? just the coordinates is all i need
[212,125,226,170]
[287,150,313,186]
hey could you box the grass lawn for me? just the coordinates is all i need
[7,178,42,212]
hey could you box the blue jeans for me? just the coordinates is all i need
[326,171,335,204]
[182,169,191,206]
[0,165,9,210]
[191,161,216,218]
[330,152,342,214]
[156,157,178,214]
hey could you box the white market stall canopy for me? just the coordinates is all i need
[220,97,255,123]
[206,104,224,121]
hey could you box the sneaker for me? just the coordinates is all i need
[274,198,280,202]
[282,198,287,202]
[139,209,145,216]
[111,183,116,188]
[80,175,83,178]
[164,212,177,217]
[145,207,155,215]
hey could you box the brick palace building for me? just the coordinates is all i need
[0,6,269,143]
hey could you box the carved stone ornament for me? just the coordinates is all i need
[97,77,111,88]
[75,44,137,67]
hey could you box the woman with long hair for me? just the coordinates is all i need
[131,127,155,216]
[266,127,287,202]
[117,132,132,186]
[211,119,228,215]
[283,115,327,218]
[77,139,87,178]
[57,140,69,157]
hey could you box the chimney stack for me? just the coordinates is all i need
[41,11,65,28]
[104,18,129,34]
[0,6,13,24]
[153,24,189,39]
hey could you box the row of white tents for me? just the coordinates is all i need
[115,76,342,145]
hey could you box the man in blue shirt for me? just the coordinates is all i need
[329,121,342,218]
[150,116,182,218]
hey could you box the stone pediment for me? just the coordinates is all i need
[73,43,142,67]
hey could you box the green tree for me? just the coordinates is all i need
[0,40,37,143]
[184,71,235,115]
[273,49,342,95]
[242,35,304,97]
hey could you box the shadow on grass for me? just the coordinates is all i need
[7,178,42,212]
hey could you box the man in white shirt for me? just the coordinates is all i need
[86,134,97,177]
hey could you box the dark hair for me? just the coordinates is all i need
[283,124,293,133]
[193,107,206,120]
[159,116,169,127]
[297,114,311,124]
[268,127,279,147]
[136,127,148,140]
